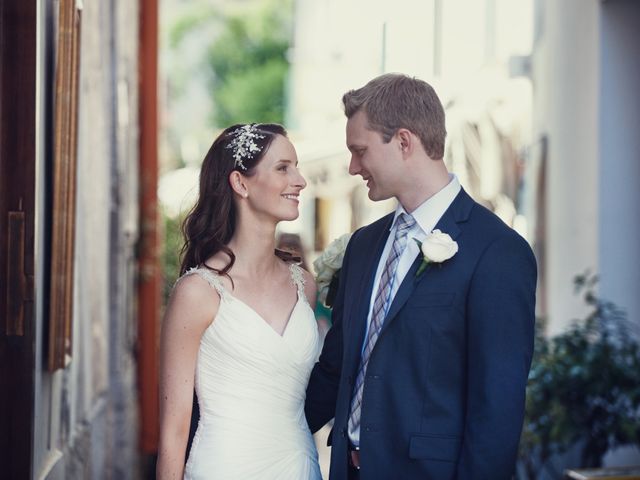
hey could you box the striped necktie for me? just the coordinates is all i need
[348,212,416,443]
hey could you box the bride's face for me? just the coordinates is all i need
[244,135,306,222]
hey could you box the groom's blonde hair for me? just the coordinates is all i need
[342,73,446,160]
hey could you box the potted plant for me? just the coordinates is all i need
[518,273,640,479]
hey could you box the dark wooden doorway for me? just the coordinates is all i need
[0,1,38,478]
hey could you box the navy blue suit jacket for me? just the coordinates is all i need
[305,189,537,479]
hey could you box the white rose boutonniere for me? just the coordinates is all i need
[414,229,458,276]
[313,233,352,307]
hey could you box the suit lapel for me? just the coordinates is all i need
[379,189,473,336]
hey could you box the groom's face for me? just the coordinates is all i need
[346,110,402,201]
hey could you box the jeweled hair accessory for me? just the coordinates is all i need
[225,124,266,170]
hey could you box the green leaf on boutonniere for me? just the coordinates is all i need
[414,238,430,277]
[413,230,459,277]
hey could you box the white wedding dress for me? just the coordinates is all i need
[181,263,322,480]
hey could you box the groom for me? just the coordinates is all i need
[305,73,537,479]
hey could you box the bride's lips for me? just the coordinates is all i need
[281,193,300,203]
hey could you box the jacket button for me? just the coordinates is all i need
[341,428,347,438]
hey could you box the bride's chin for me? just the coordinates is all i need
[282,213,299,222]
[279,209,299,222]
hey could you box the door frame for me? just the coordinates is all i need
[0,1,38,478]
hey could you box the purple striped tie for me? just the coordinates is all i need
[348,212,416,442]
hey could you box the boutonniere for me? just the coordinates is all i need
[313,233,352,307]
[414,229,458,276]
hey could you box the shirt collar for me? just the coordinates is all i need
[391,174,461,235]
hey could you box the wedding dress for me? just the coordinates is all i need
[182,263,322,480]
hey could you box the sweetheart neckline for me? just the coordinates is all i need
[221,290,306,338]
[186,263,309,339]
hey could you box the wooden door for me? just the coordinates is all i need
[0,1,38,478]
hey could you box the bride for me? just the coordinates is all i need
[157,124,322,480]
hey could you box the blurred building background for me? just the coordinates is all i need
[285,0,533,268]
[530,0,640,338]
[1,0,638,478]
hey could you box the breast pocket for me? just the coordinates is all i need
[404,292,462,343]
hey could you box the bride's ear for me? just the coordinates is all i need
[229,171,249,198]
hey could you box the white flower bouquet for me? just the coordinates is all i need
[313,233,352,307]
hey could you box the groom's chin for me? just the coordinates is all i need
[367,189,390,202]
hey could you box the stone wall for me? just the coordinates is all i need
[34,1,142,478]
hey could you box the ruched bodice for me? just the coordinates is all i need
[181,264,322,480]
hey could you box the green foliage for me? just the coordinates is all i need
[207,0,292,125]
[519,273,640,478]
[162,211,185,305]
[168,5,219,49]
[214,59,288,125]
[165,0,291,133]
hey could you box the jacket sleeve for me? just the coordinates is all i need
[456,232,537,479]
[304,234,354,434]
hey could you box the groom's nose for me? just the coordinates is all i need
[348,155,360,176]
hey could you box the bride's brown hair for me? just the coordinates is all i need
[179,123,288,276]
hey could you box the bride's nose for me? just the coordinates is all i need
[293,168,307,190]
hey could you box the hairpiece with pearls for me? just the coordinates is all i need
[225,124,266,170]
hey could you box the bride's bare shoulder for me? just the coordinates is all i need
[174,270,217,296]
[166,271,221,331]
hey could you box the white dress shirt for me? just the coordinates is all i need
[349,174,461,445]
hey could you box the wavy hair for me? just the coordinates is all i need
[179,123,288,277]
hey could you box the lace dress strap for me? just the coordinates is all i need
[289,263,307,302]
[181,266,228,300]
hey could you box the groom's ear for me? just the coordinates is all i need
[396,128,414,158]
